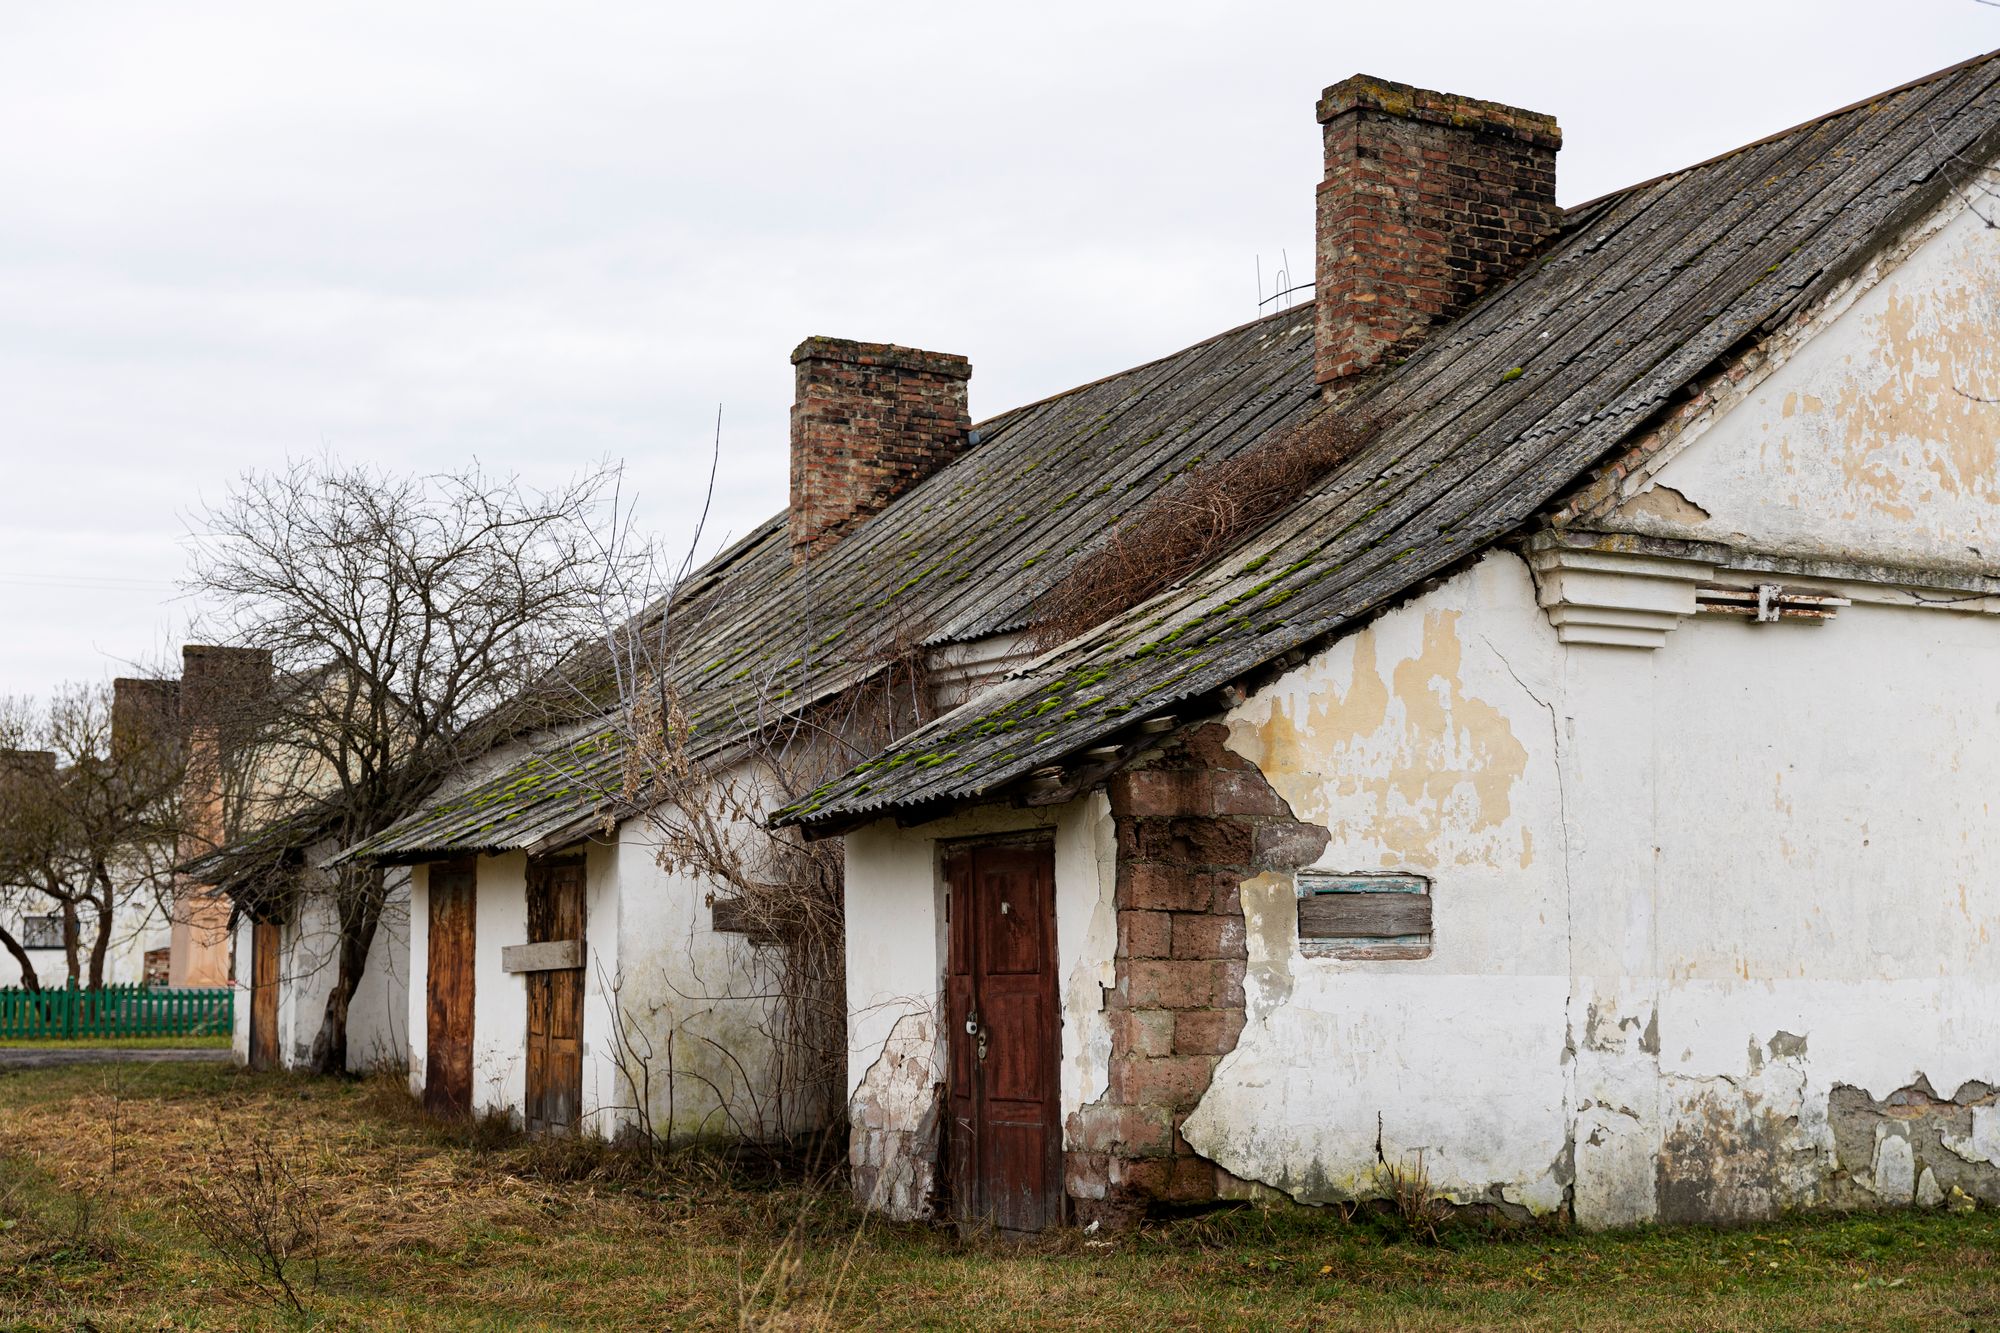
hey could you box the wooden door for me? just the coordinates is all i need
[944,841,1061,1232]
[525,858,586,1136]
[424,859,477,1117]
[249,921,280,1070]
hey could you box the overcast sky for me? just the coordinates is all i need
[0,2,1992,696]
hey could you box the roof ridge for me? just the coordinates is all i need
[1566,45,2000,213]
[966,301,1314,435]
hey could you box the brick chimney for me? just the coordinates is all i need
[171,644,272,989]
[1314,76,1562,385]
[789,337,972,563]
[112,676,180,766]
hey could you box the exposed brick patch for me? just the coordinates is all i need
[1065,723,1329,1230]
[1313,75,1562,385]
[788,337,972,563]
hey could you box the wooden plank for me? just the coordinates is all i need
[710,897,780,944]
[501,939,585,973]
[425,860,477,1118]
[524,858,586,1136]
[1297,892,1432,940]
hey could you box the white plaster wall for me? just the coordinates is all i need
[401,812,802,1141]
[347,869,410,1073]
[5,893,171,989]
[247,863,410,1074]
[1188,551,1573,1214]
[1185,545,2000,1225]
[1563,597,2000,1224]
[843,798,1116,1218]
[230,914,252,1064]
[606,812,824,1143]
[406,863,430,1100]
[470,852,530,1118]
[1609,199,2000,570]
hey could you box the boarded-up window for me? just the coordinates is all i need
[1295,872,1432,960]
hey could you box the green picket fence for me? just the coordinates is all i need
[0,983,234,1040]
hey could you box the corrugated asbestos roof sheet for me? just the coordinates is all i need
[776,49,2000,830]
[341,306,1328,860]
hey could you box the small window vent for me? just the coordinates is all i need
[1295,872,1432,960]
[21,915,61,951]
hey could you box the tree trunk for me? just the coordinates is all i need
[86,861,113,990]
[59,899,81,986]
[85,903,111,990]
[308,865,385,1075]
[0,929,40,991]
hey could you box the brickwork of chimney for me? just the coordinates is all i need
[171,644,272,988]
[789,337,971,563]
[1314,76,1562,385]
[1064,724,1329,1230]
[112,677,181,765]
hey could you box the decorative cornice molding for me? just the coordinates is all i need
[1525,529,1999,650]
[1525,540,1714,648]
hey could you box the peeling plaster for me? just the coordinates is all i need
[1239,596,1533,873]
[849,1007,945,1220]
[1619,200,2000,570]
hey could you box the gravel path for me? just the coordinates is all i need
[0,1048,232,1069]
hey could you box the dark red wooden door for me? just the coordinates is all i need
[945,841,1061,1232]
[525,858,585,1136]
[249,922,280,1070]
[424,859,477,1118]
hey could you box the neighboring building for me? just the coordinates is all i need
[0,901,173,990]
[0,678,180,989]
[771,54,2000,1232]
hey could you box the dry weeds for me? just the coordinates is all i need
[1032,408,1384,647]
[2,1062,1998,1331]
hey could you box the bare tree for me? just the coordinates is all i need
[0,683,184,989]
[188,456,630,1073]
[548,441,935,1139]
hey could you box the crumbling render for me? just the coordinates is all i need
[849,1008,944,1220]
[1827,1077,2000,1211]
[1064,724,1329,1230]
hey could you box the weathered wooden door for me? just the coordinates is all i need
[249,921,280,1070]
[525,858,586,1136]
[944,841,1061,1232]
[424,859,477,1117]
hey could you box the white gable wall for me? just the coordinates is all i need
[1602,193,2000,569]
[1182,193,2000,1224]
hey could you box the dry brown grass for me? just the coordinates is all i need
[1032,408,1383,647]
[2,1061,2000,1331]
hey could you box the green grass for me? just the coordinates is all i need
[0,1033,231,1050]
[0,1061,1995,1329]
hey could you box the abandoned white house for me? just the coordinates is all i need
[217,49,2000,1234]
[768,54,2000,1231]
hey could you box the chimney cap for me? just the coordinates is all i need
[791,336,971,380]
[1317,75,1561,150]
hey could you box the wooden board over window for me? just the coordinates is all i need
[1296,872,1433,960]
